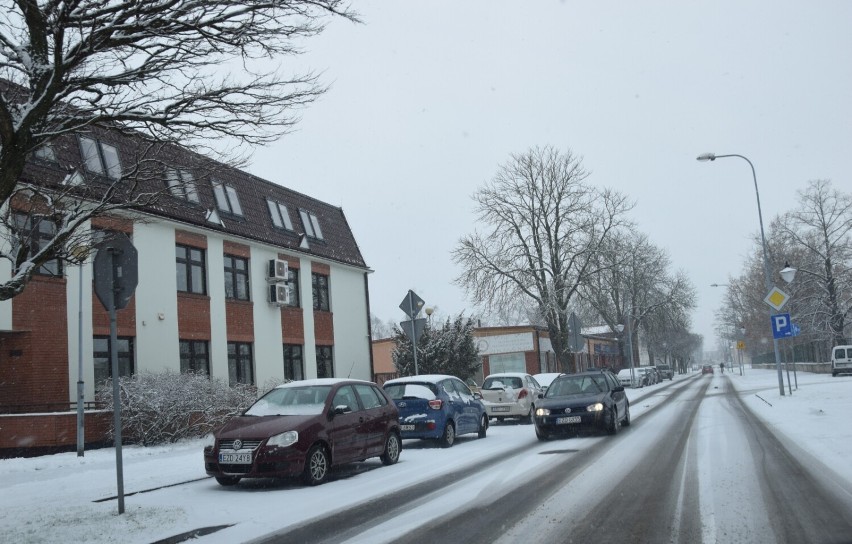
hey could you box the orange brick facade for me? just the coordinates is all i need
[0,229,349,455]
[1,277,70,409]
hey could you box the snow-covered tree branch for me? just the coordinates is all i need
[0,0,355,299]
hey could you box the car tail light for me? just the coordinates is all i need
[428,399,443,410]
[518,388,528,400]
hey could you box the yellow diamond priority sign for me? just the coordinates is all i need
[764,287,789,311]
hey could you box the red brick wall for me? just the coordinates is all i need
[314,312,334,345]
[92,295,137,337]
[0,411,111,450]
[177,294,211,340]
[282,308,304,344]
[226,301,254,342]
[223,240,250,258]
[90,216,133,233]
[175,230,207,249]
[1,276,70,408]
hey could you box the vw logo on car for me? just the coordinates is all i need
[233,439,242,451]
[564,408,572,414]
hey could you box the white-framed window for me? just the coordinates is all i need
[267,199,294,230]
[488,353,526,374]
[79,136,121,180]
[299,210,324,240]
[212,180,243,216]
[165,168,200,202]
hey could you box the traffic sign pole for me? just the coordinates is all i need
[93,233,138,515]
[107,249,125,515]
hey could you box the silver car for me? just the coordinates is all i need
[480,372,543,423]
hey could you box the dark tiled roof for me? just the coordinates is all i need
[19,126,368,269]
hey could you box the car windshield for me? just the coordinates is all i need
[483,376,522,389]
[546,375,607,397]
[245,385,332,416]
[384,382,438,400]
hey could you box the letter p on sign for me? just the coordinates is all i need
[771,313,792,339]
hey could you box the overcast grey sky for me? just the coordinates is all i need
[246,1,852,349]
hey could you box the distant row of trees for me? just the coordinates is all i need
[453,146,700,371]
[376,146,701,376]
[715,180,851,361]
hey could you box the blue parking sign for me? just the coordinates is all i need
[771,313,792,339]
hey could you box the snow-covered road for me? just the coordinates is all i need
[2,369,851,544]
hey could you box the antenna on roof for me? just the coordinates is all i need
[347,360,356,378]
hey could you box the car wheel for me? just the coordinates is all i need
[621,403,631,427]
[380,432,401,465]
[535,428,550,441]
[607,408,619,435]
[496,417,505,423]
[302,444,330,485]
[439,421,456,448]
[215,476,241,486]
[832,371,838,377]
[477,414,488,438]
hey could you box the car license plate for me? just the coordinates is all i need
[492,406,510,412]
[219,452,252,464]
[556,416,581,424]
[400,424,415,431]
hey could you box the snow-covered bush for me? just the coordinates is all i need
[97,371,284,446]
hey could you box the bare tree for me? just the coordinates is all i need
[579,229,697,367]
[0,0,355,299]
[453,146,633,369]
[775,180,852,346]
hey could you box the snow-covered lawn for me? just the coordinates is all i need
[1,368,849,544]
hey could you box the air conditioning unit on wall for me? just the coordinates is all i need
[268,259,289,282]
[269,283,289,306]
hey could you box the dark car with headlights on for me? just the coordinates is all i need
[204,378,400,486]
[533,370,630,440]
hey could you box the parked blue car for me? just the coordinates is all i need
[383,375,488,447]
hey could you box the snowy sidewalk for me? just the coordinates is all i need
[725,367,852,488]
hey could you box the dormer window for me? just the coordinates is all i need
[299,210,324,240]
[166,168,199,202]
[212,180,243,216]
[79,136,121,180]
[267,199,294,230]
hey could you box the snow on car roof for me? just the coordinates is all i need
[485,372,530,378]
[384,374,454,385]
[274,378,373,388]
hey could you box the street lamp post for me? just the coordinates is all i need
[697,152,786,396]
[616,306,636,386]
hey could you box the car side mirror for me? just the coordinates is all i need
[613,386,625,393]
[329,405,352,419]
[537,393,544,399]
[473,392,482,400]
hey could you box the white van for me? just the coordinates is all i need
[831,345,852,377]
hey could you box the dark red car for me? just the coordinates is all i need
[204,378,401,486]
[701,364,714,375]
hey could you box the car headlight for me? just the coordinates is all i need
[535,408,551,416]
[587,402,604,412]
[267,430,298,448]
